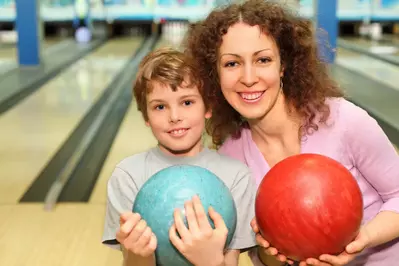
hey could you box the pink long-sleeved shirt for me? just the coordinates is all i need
[218,97,399,266]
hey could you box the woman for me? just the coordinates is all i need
[184,0,399,266]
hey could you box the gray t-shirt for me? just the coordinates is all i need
[102,146,257,251]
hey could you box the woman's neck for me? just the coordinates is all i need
[248,95,302,148]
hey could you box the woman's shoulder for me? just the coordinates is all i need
[325,97,373,128]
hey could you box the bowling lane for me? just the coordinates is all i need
[0,36,67,76]
[340,36,399,57]
[335,47,399,91]
[88,38,173,204]
[0,36,144,204]
[90,36,185,204]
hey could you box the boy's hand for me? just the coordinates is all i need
[169,195,228,266]
[116,212,157,258]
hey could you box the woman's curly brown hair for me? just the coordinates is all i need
[183,0,344,147]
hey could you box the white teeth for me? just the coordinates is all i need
[170,129,186,135]
[240,92,263,100]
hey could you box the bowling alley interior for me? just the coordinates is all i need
[0,0,399,265]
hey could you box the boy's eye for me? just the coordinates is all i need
[155,105,165,110]
[183,100,193,106]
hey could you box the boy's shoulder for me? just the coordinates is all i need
[110,148,163,187]
[116,149,154,173]
[201,148,253,186]
[204,148,249,170]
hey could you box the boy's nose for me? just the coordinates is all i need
[169,108,182,123]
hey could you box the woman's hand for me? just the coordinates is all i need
[299,227,370,266]
[250,217,295,265]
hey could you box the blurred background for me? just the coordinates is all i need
[0,0,398,265]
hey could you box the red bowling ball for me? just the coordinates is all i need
[255,153,363,261]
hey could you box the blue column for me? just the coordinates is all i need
[314,0,338,64]
[15,0,42,66]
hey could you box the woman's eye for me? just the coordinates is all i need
[258,57,271,64]
[224,61,238,67]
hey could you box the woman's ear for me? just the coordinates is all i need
[205,109,212,119]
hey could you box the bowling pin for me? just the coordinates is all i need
[359,22,369,38]
[369,23,382,41]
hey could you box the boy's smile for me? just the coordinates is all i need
[167,127,190,138]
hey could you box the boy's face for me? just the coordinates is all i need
[145,80,211,157]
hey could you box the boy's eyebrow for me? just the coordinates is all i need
[148,99,164,104]
[148,94,201,104]
[179,94,201,99]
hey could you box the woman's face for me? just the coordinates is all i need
[218,22,283,120]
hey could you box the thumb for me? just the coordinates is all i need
[346,239,366,254]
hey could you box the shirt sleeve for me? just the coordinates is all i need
[102,166,139,250]
[228,165,258,250]
[345,107,399,214]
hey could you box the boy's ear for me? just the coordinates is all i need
[145,120,150,127]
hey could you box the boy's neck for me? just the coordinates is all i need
[153,143,209,166]
[157,142,204,158]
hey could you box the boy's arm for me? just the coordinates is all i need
[102,166,158,265]
[122,246,156,266]
[224,249,240,266]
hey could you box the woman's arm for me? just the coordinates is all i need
[345,105,399,246]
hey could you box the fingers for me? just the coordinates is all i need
[120,212,135,225]
[125,219,148,245]
[264,246,278,256]
[169,223,185,252]
[208,206,228,233]
[139,230,157,257]
[117,213,142,241]
[304,257,332,266]
[135,226,152,249]
[276,253,288,262]
[185,200,200,234]
[250,217,259,233]
[319,253,353,266]
[117,213,157,257]
[145,233,157,255]
[304,258,320,265]
[173,208,190,241]
[192,195,212,231]
[255,233,270,248]
[286,259,295,265]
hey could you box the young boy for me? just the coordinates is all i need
[101,47,257,266]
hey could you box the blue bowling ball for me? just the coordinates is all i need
[132,165,237,266]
